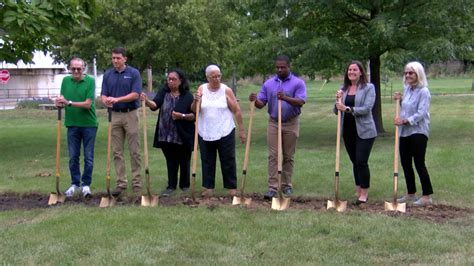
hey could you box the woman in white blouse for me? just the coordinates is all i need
[394,61,433,206]
[191,65,246,197]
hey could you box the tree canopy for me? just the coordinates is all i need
[270,0,473,132]
[3,0,472,133]
[52,0,241,82]
[0,0,95,63]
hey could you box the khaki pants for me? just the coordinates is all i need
[111,110,141,190]
[267,116,299,191]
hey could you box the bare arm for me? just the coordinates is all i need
[248,93,266,109]
[57,95,92,109]
[190,86,202,113]
[226,87,246,144]
[140,92,158,111]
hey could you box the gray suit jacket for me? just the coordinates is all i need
[335,83,377,139]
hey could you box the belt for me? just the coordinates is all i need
[112,107,136,113]
[270,116,298,123]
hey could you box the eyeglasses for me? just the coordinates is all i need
[404,71,415,76]
[70,67,83,72]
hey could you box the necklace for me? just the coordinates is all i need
[170,90,180,97]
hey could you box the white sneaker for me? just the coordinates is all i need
[65,185,79,197]
[82,186,92,197]
[397,194,417,203]
[413,196,433,207]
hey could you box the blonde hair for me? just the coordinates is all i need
[403,61,428,88]
[205,65,221,77]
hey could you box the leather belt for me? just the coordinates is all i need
[112,107,136,113]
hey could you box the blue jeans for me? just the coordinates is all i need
[67,127,98,187]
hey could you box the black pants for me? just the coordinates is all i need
[343,133,375,189]
[160,142,191,190]
[198,129,237,189]
[399,134,433,195]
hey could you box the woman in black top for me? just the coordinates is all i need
[334,61,377,205]
[141,69,195,196]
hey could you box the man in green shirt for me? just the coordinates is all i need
[55,57,98,198]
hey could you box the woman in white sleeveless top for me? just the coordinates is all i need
[191,65,246,197]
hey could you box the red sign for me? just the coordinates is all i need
[0,70,10,84]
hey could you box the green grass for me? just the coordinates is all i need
[0,77,473,264]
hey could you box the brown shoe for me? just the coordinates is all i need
[201,189,214,197]
[228,189,237,196]
[112,187,126,197]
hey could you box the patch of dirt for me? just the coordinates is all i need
[1,192,472,224]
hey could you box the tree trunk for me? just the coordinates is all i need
[369,55,385,133]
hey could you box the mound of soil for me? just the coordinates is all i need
[1,192,472,224]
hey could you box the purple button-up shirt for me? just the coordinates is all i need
[257,73,307,121]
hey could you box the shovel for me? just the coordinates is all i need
[99,108,116,208]
[141,100,159,207]
[271,98,290,211]
[384,98,406,212]
[327,101,347,212]
[232,100,255,206]
[190,99,200,204]
[48,108,66,205]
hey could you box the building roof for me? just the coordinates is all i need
[0,51,66,70]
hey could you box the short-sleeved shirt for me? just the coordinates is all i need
[101,65,142,110]
[61,74,98,127]
[257,73,307,122]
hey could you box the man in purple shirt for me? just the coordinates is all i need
[249,55,307,199]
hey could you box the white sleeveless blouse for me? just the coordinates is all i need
[198,84,235,141]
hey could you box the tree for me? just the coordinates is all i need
[233,0,473,133]
[0,0,95,63]
[52,0,241,82]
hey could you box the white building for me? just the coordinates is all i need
[0,52,102,110]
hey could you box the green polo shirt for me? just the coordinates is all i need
[60,74,98,127]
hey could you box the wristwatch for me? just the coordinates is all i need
[68,101,72,107]
[181,113,186,119]
[345,107,351,113]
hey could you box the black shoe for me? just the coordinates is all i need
[181,187,190,193]
[263,190,276,200]
[160,188,175,197]
[283,187,293,196]
[352,199,367,206]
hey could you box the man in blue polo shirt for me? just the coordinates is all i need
[101,47,142,196]
[249,55,307,200]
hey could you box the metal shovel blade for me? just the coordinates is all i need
[48,193,66,205]
[99,195,116,208]
[327,199,347,212]
[232,195,252,206]
[271,196,290,211]
[384,201,406,213]
[141,195,159,207]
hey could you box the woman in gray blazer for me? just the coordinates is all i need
[335,60,377,205]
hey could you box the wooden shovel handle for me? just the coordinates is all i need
[106,108,112,177]
[334,98,342,199]
[192,101,200,175]
[393,98,401,200]
[277,99,283,172]
[55,108,62,192]
[242,101,255,171]
[142,100,149,169]
[394,99,400,174]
